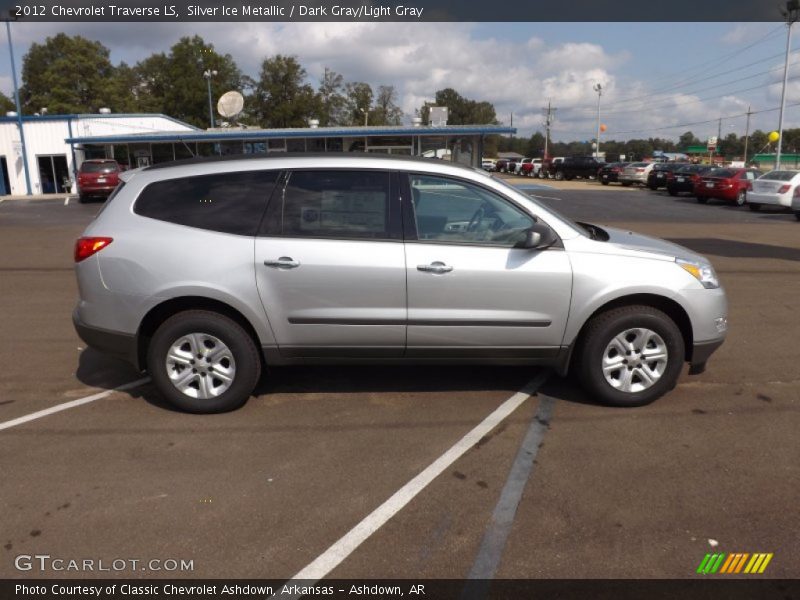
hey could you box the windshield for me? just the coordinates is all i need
[80,161,118,173]
[706,168,735,178]
[761,170,799,181]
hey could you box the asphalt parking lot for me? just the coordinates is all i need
[1,183,798,584]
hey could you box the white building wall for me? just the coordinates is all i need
[0,115,195,196]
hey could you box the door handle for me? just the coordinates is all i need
[417,261,453,274]
[264,257,300,269]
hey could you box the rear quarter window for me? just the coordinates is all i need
[134,170,280,236]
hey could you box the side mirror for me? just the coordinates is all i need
[515,222,558,250]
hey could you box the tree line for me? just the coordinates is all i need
[3,32,799,160]
[4,33,500,132]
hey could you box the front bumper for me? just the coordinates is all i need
[73,308,140,369]
[688,339,725,374]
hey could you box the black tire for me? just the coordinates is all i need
[735,190,746,207]
[794,211,800,221]
[147,310,261,413]
[749,202,761,211]
[601,180,609,186]
[554,171,564,181]
[648,184,657,190]
[696,195,708,204]
[78,194,88,204]
[668,188,677,196]
[575,305,685,407]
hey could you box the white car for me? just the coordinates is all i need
[747,170,800,219]
[481,159,497,171]
[620,162,655,186]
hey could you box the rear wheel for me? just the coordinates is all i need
[147,310,261,413]
[554,171,564,181]
[749,203,761,211]
[78,194,88,204]
[576,306,684,407]
[735,190,746,206]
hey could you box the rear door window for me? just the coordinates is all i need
[134,170,280,236]
[260,170,399,240]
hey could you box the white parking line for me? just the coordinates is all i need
[282,370,550,588]
[64,196,70,206]
[0,377,150,432]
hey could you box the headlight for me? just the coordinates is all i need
[676,258,719,289]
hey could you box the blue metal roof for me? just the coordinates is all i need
[0,113,199,130]
[64,124,515,144]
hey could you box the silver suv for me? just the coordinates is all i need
[73,155,727,413]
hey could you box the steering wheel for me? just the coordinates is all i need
[466,204,487,232]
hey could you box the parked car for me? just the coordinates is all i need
[666,165,713,196]
[554,156,605,181]
[598,162,630,185]
[76,159,121,203]
[693,167,762,206]
[481,159,496,171]
[746,170,800,219]
[647,163,689,190]
[515,158,533,175]
[541,156,565,178]
[620,162,655,186]
[73,154,727,413]
[521,158,543,177]
[494,158,512,172]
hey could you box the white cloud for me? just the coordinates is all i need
[3,22,796,140]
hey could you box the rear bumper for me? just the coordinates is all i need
[77,185,117,196]
[73,308,140,369]
[747,192,791,207]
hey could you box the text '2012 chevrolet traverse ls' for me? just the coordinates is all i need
[73,155,727,413]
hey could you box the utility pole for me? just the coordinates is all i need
[717,116,722,164]
[777,0,800,169]
[542,100,557,160]
[743,105,752,164]
[594,83,603,159]
[4,18,32,195]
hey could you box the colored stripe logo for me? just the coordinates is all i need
[697,553,773,574]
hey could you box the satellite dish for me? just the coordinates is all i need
[217,91,244,119]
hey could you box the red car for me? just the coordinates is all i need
[693,167,762,206]
[77,159,121,203]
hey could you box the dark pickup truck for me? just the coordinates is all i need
[553,156,605,181]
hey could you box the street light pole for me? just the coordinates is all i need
[777,0,799,169]
[593,83,603,159]
[203,69,217,129]
[5,19,32,195]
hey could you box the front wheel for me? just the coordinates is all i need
[147,310,261,413]
[576,305,685,407]
[554,171,564,181]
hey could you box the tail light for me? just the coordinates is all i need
[779,184,792,194]
[74,237,113,262]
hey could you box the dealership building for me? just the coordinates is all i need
[0,112,514,196]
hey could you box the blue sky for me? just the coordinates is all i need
[1,21,793,142]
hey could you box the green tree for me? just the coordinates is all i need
[133,36,244,128]
[0,91,15,113]
[526,132,546,157]
[678,131,701,151]
[718,133,743,159]
[371,85,403,126]
[252,54,318,128]
[345,82,373,126]
[317,67,347,126]
[419,88,498,125]
[20,33,119,114]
